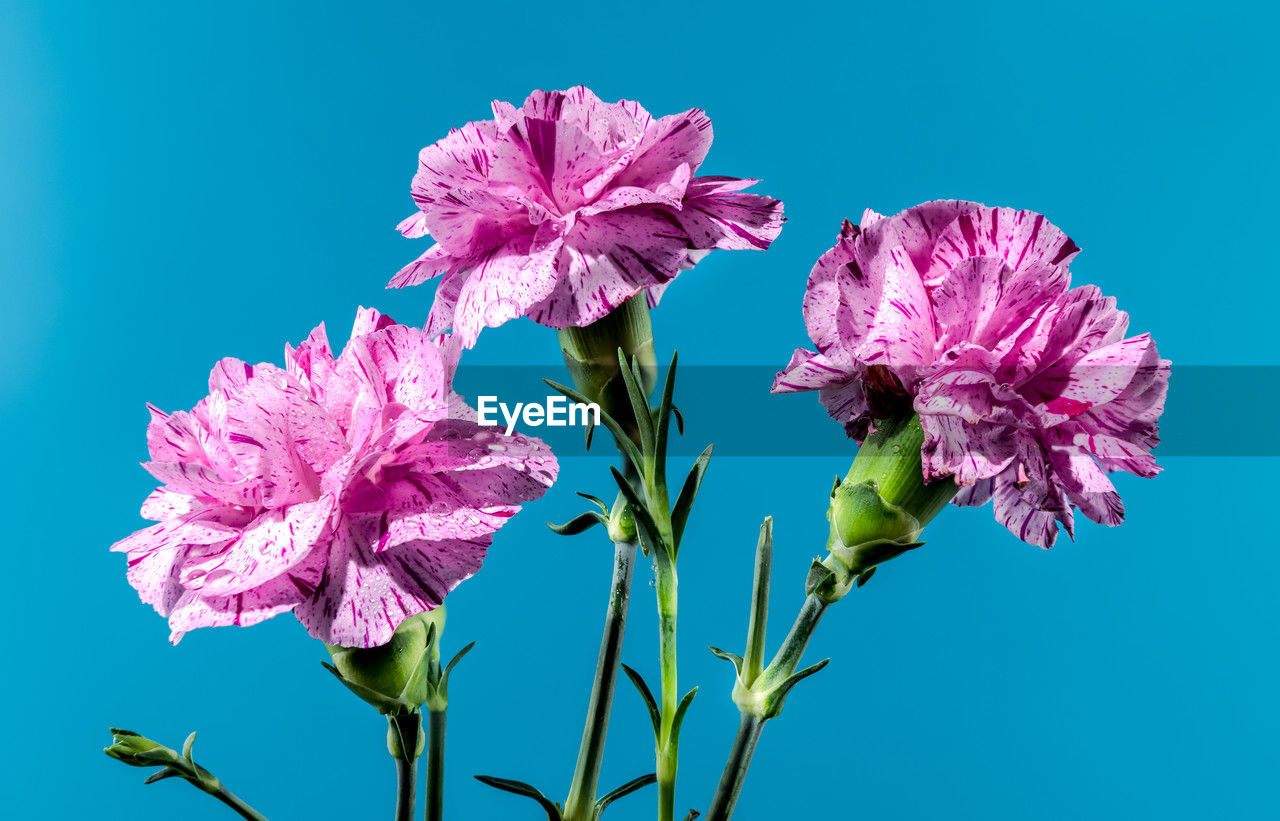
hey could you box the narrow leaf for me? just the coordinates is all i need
[576,492,610,513]
[621,664,662,738]
[671,445,713,554]
[143,767,184,785]
[670,686,699,738]
[444,641,477,679]
[548,512,607,536]
[181,731,196,762]
[594,773,658,817]
[708,646,744,675]
[616,349,654,455]
[544,378,643,470]
[653,351,678,484]
[776,658,832,701]
[742,517,773,685]
[474,776,563,820]
[671,406,684,436]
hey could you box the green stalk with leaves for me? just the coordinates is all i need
[104,729,269,821]
[476,297,663,821]
[704,413,959,820]
[547,349,710,821]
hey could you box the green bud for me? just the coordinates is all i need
[104,729,222,794]
[104,729,175,767]
[607,499,638,544]
[325,607,445,715]
[819,413,957,598]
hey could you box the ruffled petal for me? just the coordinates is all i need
[293,515,490,647]
[179,496,334,597]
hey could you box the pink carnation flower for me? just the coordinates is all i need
[112,308,558,647]
[390,85,785,347]
[773,202,1169,547]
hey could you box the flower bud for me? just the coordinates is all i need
[104,729,174,767]
[325,607,445,715]
[817,414,957,598]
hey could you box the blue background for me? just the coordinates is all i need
[4,1,1277,818]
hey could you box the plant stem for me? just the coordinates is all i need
[211,787,270,821]
[655,559,679,821]
[563,537,639,821]
[704,593,831,821]
[395,756,416,821]
[425,708,446,821]
[390,712,421,821]
[758,594,829,692]
[702,714,765,821]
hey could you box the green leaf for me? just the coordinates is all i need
[653,351,678,485]
[548,511,607,536]
[616,349,654,455]
[775,658,831,704]
[474,776,563,820]
[856,567,877,587]
[621,664,662,738]
[576,492,610,513]
[670,445,713,555]
[544,377,643,470]
[670,686,698,738]
[142,766,184,785]
[708,646,744,675]
[444,641,476,680]
[181,731,196,762]
[594,773,657,818]
[671,406,684,436]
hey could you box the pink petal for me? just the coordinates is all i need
[293,515,490,647]
[180,496,334,597]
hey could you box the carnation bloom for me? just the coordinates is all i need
[390,85,785,347]
[773,202,1169,547]
[112,308,558,646]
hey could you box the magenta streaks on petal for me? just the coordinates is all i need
[773,201,1168,547]
[390,85,784,347]
[113,309,559,647]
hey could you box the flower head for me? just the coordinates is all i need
[774,202,1169,547]
[113,308,558,647]
[391,85,785,347]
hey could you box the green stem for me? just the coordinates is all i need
[758,594,829,691]
[389,713,422,821]
[702,714,765,821]
[655,558,679,821]
[563,537,640,821]
[395,756,417,821]
[704,594,830,821]
[210,787,270,821]
[425,708,446,821]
